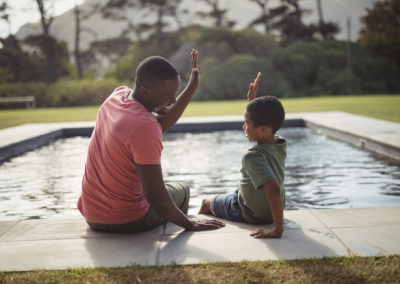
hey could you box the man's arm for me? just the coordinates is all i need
[135,163,225,231]
[157,49,200,133]
[250,179,284,238]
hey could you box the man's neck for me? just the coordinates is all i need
[131,88,152,112]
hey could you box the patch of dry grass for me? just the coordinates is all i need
[1,256,399,284]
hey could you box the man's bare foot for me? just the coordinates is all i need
[198,198,212,214]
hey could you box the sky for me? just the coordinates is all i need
[0,0,84,37]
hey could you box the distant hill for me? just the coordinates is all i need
[16,0,378,52]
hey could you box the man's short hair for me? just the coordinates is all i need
[135,56,178,86]
[246,96,285,133]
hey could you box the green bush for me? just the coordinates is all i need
[275,40,400,96]
[0,79,126,108]
[196,54,292,100]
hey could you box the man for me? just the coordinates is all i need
[78,49,225,233]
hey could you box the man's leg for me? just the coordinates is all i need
[165,181,190,214]
[87,182,190,233]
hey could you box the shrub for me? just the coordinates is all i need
[0,79,125,108]
[196,54,292,100]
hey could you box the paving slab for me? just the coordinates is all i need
[0,218,107,241]
[331,225,400,256]
[158,227,349,265]
[0,225,163,271]
[311,206,400,228]
[0,221,18,238]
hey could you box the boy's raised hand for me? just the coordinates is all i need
[187,49,200,91]
[247,72,261,102]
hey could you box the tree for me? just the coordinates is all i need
[196,0,235,28]
[80,37,132,78]
[24,34,70,80]
[0,0,11,36]
[103,0,184,47]
[249,0,338,42]
[33,0,57,81]
[315,0,339,39]
[358,0,400,67]
[73,3,100,79]
[248,0,272,33]
[138,0,183,46]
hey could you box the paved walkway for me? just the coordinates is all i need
[0,207,399,271]
[1,111,400,271]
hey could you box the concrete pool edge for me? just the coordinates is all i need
[1,111,399,164]
[0,206,399,271]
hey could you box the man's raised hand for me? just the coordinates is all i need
[247,72,261,102]
[188,49,200,91]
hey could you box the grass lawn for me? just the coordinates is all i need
[0,95,399,129]
[1,256,399,283]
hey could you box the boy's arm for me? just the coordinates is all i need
[246,72,261,102]
[250,179,284,238]
[157,49,200,133]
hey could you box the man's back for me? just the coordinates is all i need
[78,86,163,224]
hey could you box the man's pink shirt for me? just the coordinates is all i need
[77,86,163,224]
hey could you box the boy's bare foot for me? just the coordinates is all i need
[198,198,212,214]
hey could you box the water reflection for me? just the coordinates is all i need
[0,128,399,219]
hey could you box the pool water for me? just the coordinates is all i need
[0,128,399,220]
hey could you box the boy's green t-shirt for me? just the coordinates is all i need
[238,138,287,224]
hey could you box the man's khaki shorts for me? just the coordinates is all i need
[87,182,190,233]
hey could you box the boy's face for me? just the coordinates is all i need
[140,76,181,112]
[243,111,261,142]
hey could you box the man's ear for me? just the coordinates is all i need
[140,85,148,96]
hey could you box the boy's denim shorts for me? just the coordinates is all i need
[210,189,246,222]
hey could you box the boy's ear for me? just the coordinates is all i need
[261,125,273,134]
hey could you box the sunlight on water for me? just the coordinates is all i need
[0,128,399,220]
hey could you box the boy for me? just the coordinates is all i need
[199,72,286,238]
[78,50,225,233]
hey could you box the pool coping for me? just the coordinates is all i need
[1,111,399,164]
[1,206,400,271]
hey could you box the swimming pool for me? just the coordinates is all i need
[0,128,399,220]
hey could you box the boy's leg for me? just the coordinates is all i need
[199,198,213,214]
[208,190,245,222]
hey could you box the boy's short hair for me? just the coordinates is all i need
[135,56,178,86]
[246,96,285,133]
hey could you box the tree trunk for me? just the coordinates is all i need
[346,17,353,94]
[35,0,56,81]
[156,6,164,47]
[316,0,324,24]
[74,5,83,79]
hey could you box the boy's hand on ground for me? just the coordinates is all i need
[187,49,200,91]
[185,219,225,231]
[250,228,282,238]
[247,72,261,102]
